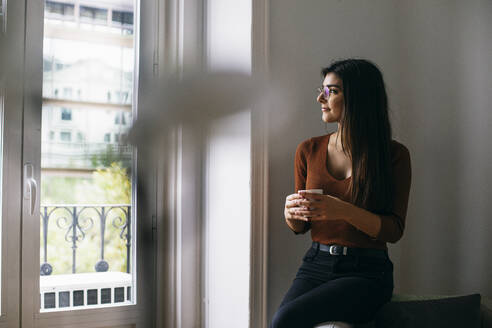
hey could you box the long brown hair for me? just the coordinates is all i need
[322,59,394,214]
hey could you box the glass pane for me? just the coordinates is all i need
[40,0,136,312]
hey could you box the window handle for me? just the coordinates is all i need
[24,163,38,216]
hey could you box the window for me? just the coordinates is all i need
[61,108,72,121]
[80,6,108,23]
[114,113,126,125]
[112,10,133,26]
[114,91,130,103]
[49,131,55,140]
[43,58,53,72]
[60,131,71,142]
[45,1,74,17]
[63,87,72,99]
[76,132,84,142]
[122,91,129,103]
[120,133,127,143]
[40,0,138,315]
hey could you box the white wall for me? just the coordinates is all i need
[207,0,251,73]
[266,0,492,323]
[395,0,492,296]
[204,0,252,326]
[204,110,251,328]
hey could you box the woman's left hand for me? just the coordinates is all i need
[295,191,346,221]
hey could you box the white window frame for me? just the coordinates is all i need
[2,0,270,326]
[0,1,25,326]
[18,0,158,327]
[154,0,270,327]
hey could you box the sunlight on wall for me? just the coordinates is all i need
[205,109,251,328]
[204,0,252,326]
[207,0,251,73]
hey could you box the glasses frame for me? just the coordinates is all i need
[316,85,343,100]
[316,86,331,99]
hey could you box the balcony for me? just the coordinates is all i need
[40,204,132,311]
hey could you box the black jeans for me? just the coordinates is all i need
[270,243,394,328]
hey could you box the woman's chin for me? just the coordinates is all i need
[321,112,340,124]
[321,114,333,123]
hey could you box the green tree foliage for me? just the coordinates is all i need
[40,162,132,275]
[92,162,131,204]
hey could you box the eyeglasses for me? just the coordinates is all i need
[316,86,338,99]
[316,86,333,99]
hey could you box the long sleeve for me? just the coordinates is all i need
[294,141,308,193]
[376,143,412,243]
[287,140,311,234]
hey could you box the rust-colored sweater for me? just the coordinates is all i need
[293,132,412,250]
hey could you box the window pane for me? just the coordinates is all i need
[41,0,136,312]
[80,6,108,23]
[59,131,71,142]
[45,1,75,18]
[60,108,71,120]
[42,38,134,104]
[112,10,133,26]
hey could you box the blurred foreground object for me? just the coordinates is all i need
[128,71,266,150]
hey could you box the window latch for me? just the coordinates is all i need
[24,163,38,216]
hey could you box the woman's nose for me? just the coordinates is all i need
[317,93,326,104]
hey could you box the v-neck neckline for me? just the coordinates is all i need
[323,133,352,182]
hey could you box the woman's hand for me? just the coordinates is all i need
[284,193,311,222]
[294,191,346,221]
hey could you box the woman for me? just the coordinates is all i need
[270,59,412,328]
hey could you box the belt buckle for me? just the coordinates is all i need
[329,245,347,256]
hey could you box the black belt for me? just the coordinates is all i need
[312,242,387,259]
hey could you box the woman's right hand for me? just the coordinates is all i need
[284,193,310,222]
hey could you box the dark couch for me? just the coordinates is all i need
[355,294,492,328]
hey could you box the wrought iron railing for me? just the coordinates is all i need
[40,204,131,276]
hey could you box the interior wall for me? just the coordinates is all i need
[207,0,251,72]
[204,0,252,327]
[395,0,492,297]
[204,110,251,328]
[266,0,492,323]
